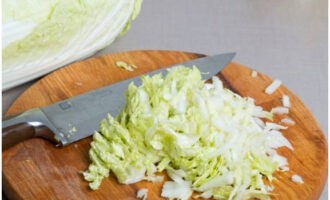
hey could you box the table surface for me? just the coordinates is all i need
[2,0,327,199]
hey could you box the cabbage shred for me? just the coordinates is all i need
[83,66,292,200]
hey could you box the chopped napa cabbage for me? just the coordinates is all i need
[136,188,148,200]
[83,66,293,199]
[161,181,193,200]
[291,174,304,184]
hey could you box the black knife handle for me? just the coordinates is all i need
[2,108,61,150]
[2,123,36,150]
[2,121,59,151]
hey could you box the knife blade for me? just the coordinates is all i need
[2,52,235,149]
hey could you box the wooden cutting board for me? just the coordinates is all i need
[3,50,327,200]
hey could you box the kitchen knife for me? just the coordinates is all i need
[2,52,236,150]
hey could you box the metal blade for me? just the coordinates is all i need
[42,52,236,145]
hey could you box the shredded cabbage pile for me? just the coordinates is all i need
[83,66,292,200]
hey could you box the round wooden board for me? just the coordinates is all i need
[3,50,327,200]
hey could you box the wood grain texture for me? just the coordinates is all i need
[3,50,327,200]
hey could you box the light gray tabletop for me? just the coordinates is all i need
[2,0,327,199]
